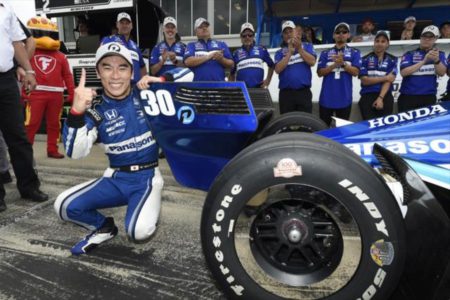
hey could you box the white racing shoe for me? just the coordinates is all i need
[71,217,118,255]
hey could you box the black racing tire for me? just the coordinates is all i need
[201,133,406,300]
[259,112,328,138]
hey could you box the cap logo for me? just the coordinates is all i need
[108,43,121,52]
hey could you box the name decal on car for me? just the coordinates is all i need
[368,105,447,128]
[346,139,450,156]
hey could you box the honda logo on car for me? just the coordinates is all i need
[368,105,447,128]
[211,184,245,296]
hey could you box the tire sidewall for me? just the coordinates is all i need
[260,112,328,138]
[201,142,405,300]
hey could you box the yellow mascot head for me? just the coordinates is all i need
[27,16,60,51]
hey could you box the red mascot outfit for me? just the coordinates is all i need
[23,17,75,158]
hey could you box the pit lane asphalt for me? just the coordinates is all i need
[0,135,224,300]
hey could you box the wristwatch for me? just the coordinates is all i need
[25,70,36,75]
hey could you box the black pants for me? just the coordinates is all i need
[0,70,40,200]
[319,105,352,126]
[358,93,394,120]
[397,94,436,113]
[279,88,312,114]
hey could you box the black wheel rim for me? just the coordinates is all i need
[250,199,343,285]
[234,184,362,299]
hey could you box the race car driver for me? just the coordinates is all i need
[54,42,166,255]
[24,17,75,158]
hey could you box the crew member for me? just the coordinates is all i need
[101,12,146,83]
[274,21,316,113]
[184,17,234,81]
[398,25,447,112]
[229,22,274,88]
[150,17,185,77]
[317,22,361,125]
[444,53,450,101]
[358,31,397,120]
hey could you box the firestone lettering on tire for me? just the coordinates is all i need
[338,179,389,237]
[211,184,245,296]
[356,268,387,300]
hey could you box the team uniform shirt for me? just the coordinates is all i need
[101,35,146,84]
[184,39,232,81]
[150,41,186,77]
[0,1,27,72]
[447,54,450,93]
[273,43,316,90]
[399,48,447,95]
[359,52,398,95]
[231,44,274,88]
[24,49,75,101]
[318,46,362,109]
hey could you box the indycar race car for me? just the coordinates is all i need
[143,74,450,300]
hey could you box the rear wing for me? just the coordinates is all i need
[36,0,134,16]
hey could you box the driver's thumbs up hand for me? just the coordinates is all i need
[72,68,97,114]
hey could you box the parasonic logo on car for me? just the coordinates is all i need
[368,105,447,128]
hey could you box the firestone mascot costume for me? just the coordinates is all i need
[24,17,75,158]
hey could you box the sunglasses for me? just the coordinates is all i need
[31,29,59,40]
[421,34,435,39]
[335,30,349,35]
[241,33,254,38]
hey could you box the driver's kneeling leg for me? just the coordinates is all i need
[125,168,164,242]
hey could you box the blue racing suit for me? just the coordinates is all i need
[54,88,163,242]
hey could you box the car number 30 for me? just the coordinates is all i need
[140,90,176,116]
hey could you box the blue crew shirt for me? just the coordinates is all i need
[101,35,146,84]
[183,39,232,81]
[359,52,398,95]
[274,43,316,90]
[447,54,450,93]
[399,48,447,95]
[231,44,274,88]
[318,45,361,109]
[150,41,186,77]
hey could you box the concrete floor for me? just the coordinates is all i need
[0,136,223,300]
